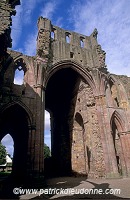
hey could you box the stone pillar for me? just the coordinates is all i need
[34,85,44,174]
[33,56,47,176]
[27,125,36,175]
[32,17,51,176]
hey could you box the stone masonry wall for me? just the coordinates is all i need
[72,80,106,178]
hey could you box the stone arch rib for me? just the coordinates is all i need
[110,110,125,133]
[0,101,33,126]
[108,74,129,104]
[45,60,97,96]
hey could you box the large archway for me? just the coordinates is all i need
[45,65,93,176]
[0,104,30,181]
[45,67,80,176]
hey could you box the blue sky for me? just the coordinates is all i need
[2,0,130,156]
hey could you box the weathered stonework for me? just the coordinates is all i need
[71,80,106,178]
[0,3,130,181]
[0,0,20,54]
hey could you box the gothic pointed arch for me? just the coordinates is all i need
[13,58,28,84]
[110,110,125,133]
[45,60,98,96]
[0,103,31,180]
[0,101,33,126]
[72,112,88,175]
[107,74,129,108]
[75,112,84,130]
[110,110,127,176]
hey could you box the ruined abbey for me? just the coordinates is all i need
[1,0,130,181]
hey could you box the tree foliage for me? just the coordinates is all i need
[0,143,6,165]
[44,144,51,159]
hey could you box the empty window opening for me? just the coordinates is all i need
[80,38,84,48]
[14,68,24,85]
[1,134,14,173]
[14,58,27,85]
[51,31,55,40]
[114,97,119,107]
[75,112,84,130]
[66,33,71,43]
[44,110,51,156]
[22,90,25,95]
[70,52,74,58]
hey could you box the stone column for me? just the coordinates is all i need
[27,125,36,175]
[33,57,46,176]
[33,85,44,175]
[34,17,51,175]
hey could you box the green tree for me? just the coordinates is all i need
[0,143,6,165]
[44,144,51,159]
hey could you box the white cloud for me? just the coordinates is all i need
[11,0,42,49]
[55,17,63,27]
[24,32,37,56]
[22,0,43,24]
[22,1,37,24]
[11,4,23,49]
[69,0,130,76]
[23,1,58,56]
[40,1,57,19]
[12,1,59,56]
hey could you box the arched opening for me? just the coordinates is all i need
[45,67,82,176]
[13,58,27,85]
[0,104,30,181]
[111,120,122,175]
[111,112,125,176]
[65,33,70,43]
[44,110,51,153]
[1,134,14,159]
[72,112,88,175]
[80,37,84,48]
[51,31,55,40]
[44,110,51,176]
[51,28,56,40]
[75,112,84,129]
[14,68,24,85]
[0,134,14,176]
